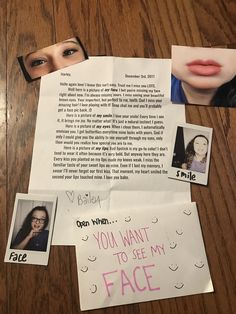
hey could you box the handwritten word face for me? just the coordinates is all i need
[102,264,160,297]
[9,251,27,262]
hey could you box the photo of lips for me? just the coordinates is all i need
[171,45,236,107]
[186,60,222,76]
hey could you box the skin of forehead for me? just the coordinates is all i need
[194,137,207,143]
[32,210,46,218]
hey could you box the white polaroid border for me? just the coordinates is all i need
[4,193,57,266]
[168,123,213,185]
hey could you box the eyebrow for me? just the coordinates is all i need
[24,51,36,61]
[61,40,80,45]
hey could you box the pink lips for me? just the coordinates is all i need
[186,59,222,76]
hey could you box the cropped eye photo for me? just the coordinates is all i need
[18,36,88,82]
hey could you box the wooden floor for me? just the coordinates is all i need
[0,0,236,313]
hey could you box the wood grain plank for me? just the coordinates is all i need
[146,0,203,57]
[140,3,236,310]
[7,0,55,195]
[6,1,54,314]
[187,1,236,313]
[1,1,235,314]
[185,105,236,314]
[192,0,236,46]
[219,108,236,170]
[0,0,7,313]
[85,0,158,58]
[53,0,106,56]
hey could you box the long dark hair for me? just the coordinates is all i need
[184,135,208,170]
[18,56,32,82]
[212,76,236,107]
[17,206,49,240]
[75,36,88,60]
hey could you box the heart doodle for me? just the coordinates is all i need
[66,191,74,203]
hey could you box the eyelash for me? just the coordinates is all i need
[29,48,78,67]
[63,48,78,56]
[31,59,46,67]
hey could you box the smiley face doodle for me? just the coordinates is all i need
[90,284,97,294]
[152,217,158,223]
[183,209,192,216]
[176,229,183,236]
[124,216,131,222]
[80,266,88,273]
[88,256,97,262]
[169,242,177,249]
[82,235,89,241]
[174,282,184,289]
[194,261,205,269]
[168,264,179,271]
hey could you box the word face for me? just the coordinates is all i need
[102,264,160,297]
[9,251,27,262]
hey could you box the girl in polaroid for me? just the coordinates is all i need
[5,193,57,266]
[181,135,208,173]
[11,205,50,252]
[169,124,212,185]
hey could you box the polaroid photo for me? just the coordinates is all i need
[18,36,88,82]
[171,45,236,107]
[4,193,57,266]
[168,123,213,185]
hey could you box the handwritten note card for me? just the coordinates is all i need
[48,188,190,246]
[51,190,110,245]
[74,202,213,310]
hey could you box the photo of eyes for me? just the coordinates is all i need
[18,36,88,82]
[171,45,236,107]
